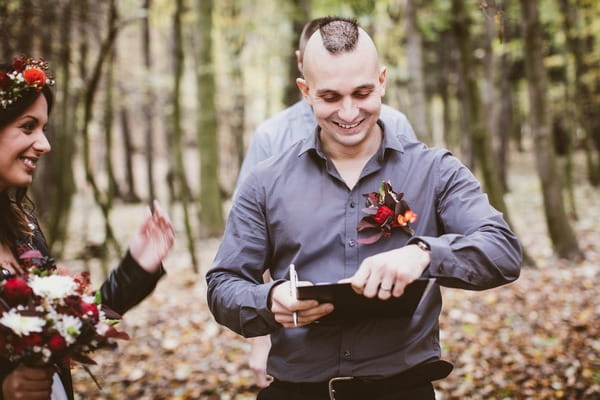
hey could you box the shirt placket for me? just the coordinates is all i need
[339,190,361,376]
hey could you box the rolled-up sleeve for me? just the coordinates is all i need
[206,172,281,337]
[409,153,522,290]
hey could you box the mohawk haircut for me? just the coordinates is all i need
[317,17,359,54]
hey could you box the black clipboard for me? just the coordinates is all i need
[296,278,435,321]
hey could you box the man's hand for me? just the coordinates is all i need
[2,365,53,400]
[349,244,430,300]
[129,200,175,274]
[269,281,334,328]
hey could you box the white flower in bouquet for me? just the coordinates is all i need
[95,321,110,336]
[0,309,46,336]
[55,314,83,345]
[29,274,78,300]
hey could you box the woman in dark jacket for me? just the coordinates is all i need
[0,56,175,399]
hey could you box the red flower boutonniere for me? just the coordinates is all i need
[357,180,418,244]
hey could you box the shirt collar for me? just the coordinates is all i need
[297,119,405,160]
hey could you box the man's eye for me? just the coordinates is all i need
[353,91,371,99]
[322,95,340,103]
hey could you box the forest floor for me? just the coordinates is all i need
[68,150,600,400]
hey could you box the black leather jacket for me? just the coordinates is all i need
[0,218,165,400]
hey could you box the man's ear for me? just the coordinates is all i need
[296,78,311,104]
[379,66,387,97]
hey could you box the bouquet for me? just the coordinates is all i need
[0,246,129,371]
[357,180,418,244]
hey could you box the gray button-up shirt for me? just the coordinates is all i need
[207,122,522,382]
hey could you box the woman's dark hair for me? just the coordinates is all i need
[0,62,54,247]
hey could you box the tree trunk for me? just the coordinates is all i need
[0,2,11,59]
[31,0,76,256]
[520,0,583,261]
[404,0,430,143]
[142,0,157,205]
[481,5,506,192]
[16,0,34,55]
[31,0,55,219]
[496,49,513,192]
[43,0,76,255]
[119,107,140,203]
[437,31,453,150]
[78,0,90,81]
[173,0,199,272]
[104,47,121,202]
[81,0,123,264]
[558,0,600,186]
[216,0,246,189]
[450,0,506,213]
[195,0,224,238]
[283,0,310,107]
[450,3,473,168]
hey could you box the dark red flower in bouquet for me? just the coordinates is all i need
[23,68,46,87]
[357,180,418,244]
[2,277,32,305]
[80,301,99,321]
[22,333,43,347]
[48,333,67,353]
[0,70,10,88]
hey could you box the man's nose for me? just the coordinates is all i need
[338,97,359,122]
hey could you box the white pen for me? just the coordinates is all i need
[289,263,298,327]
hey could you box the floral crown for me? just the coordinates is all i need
[0,54,55,109]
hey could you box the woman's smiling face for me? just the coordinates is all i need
[0,94,50,192]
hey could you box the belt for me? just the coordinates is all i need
[273,359,453,399]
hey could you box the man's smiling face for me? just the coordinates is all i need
[297,29,386,152]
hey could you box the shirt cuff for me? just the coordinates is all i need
[258,279,285,322]
[407,236,447,277]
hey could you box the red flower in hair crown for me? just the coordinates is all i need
[0,54,55,109]
[357,181,418,244]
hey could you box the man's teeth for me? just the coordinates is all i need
[337,121,360,129]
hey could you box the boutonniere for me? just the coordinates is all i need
[357,180,418,244]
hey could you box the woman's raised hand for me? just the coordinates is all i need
[128,200,175,274]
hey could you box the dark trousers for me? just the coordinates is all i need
[257,380,435,400]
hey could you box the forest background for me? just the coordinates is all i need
[1,0,599,398]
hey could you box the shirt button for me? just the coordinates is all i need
[348,240,356,247]
[343,350,351,359]
[350,201,356,208]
